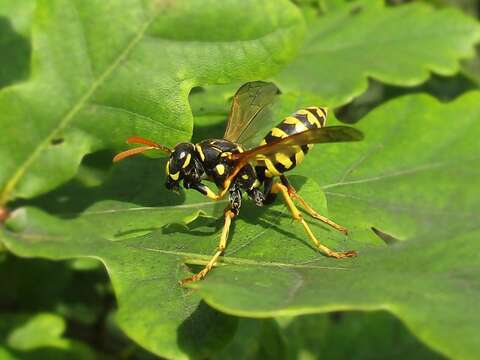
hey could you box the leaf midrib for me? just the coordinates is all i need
[0,6,304,205]
[0,12,158,205]
[3,228,353,270]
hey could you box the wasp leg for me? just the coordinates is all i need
[189,182,224,201]
[280,175,348,235]
[271,182,356,258]
[262,177,277,205]
[180,208,235,285]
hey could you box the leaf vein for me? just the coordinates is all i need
[323,158,479,190]
[0,11,158,203]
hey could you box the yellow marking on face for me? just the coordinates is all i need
[242,174,249,180]
[252,179,261,188]
[216,164,225,175]
[195,144,205,161]
[170,172,179,181]
[271,127,288,138]
[275,152,293,169]
[182,153,191,168]
[165,161,170,175]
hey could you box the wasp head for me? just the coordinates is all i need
[165,143,202,191]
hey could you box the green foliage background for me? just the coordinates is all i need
[1,0,479,359]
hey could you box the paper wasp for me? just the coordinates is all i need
[114,81,364,285]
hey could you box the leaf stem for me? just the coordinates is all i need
[0,207,10,223]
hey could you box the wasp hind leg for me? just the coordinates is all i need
[280,175,349,235]
[271,181,356,258]
[180,207,236,285]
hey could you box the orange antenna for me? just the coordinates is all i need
[113,136,172,162]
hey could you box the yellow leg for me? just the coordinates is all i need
[271,182,356,259]
[180,208,235,285]
[282,178,348,235]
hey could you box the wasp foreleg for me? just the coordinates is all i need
[271,182,356,258]
[280,175,348,235]
[187,182,223,201]
[180,207,235,285]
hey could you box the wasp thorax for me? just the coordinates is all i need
[165,142,200,191]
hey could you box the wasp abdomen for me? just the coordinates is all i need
[257,107,327,178]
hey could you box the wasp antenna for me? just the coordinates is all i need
[113,146,156,162]
[126,136,172,154]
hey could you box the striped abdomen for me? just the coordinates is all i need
[257,107,327,178]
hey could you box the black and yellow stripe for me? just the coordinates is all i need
[257,107,327,178]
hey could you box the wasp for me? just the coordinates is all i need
[114,81,364,285]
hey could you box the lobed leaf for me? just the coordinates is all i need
[0,313,95,359]
[0,0,304,204]
[0,1,34,88]
[274,2,480,106]
[2,91,480,358]
[190,91,480,360]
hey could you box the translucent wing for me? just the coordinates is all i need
[230,126,364,163]
[223,81,280,147]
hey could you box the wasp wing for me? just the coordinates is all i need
[230,126,364,163]
[223,81,280,147]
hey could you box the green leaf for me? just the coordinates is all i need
[0,1,34,88]
[318,0,383,13]
[183,92,480,360]
[462,48,480,86]
[0,0,35,37]
[0,0,304,204]
[276,312,443,359]
[0,313,96,359]
[0,155,241,359]
[217,311,443,359]
[0,254,108,327]
[274,2,480,106]
[7,313,65,350]
[2,204,238,359]
[213,319,287,360]
[2,91,480,358]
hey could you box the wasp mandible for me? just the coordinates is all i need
[114,81,364,285]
